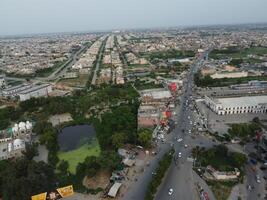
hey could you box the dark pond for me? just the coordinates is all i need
[58,124,96,152]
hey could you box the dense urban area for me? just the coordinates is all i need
[0,23,267,200]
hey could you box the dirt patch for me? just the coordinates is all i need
[83,170,111,190]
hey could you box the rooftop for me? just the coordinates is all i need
[216,95,267,108]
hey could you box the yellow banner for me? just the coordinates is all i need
[31,192,47,200]
[56,185,74,197]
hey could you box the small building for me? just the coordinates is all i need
[206,165,240,180]
[205,95,267,115]
[108,182,122,198]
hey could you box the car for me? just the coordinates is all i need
[177,138,183,142]
[152,172,157,175]
[178,152,182,158]
[184,144,188,148]
[168,188,173,195]
[190,121,193,125]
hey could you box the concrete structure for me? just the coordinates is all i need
[205,95,267,115]
[2,83,32,97]
[140,88,173,106]
[138,105,160,128]
[108,182,122,198]
[18,84,52,101]
[230,80,267,90]
[206,165,240,180]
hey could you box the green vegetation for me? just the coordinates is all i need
[228,122,261,142]
[207,180,237,200]
[143,49,195,60]
[58,140,101,174]
[137,128,153,148]
[192,145,247,172]
[0,83,140,196]
[0,145,57,200]
[210,46,267,60]
[134,79,163,90]
[36,59,68,77]
[194,71,267,87]
[145,149,174,200]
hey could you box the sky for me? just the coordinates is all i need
[0,0,267,36]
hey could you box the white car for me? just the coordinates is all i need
[188,130,192,134]
[190,121,193,125]
[177,138,183,142]
[184,144,188,148]
[168,188,173,195]
[178,152,182,158]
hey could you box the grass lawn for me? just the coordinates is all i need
[57,74,89,87]
[207,181,237,200]
[58,140,101,174]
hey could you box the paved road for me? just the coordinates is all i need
[91,37,107,85]
[154,56,205,200]
[123,51,210,200]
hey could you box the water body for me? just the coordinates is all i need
[58,124,96,152]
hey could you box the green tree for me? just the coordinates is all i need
[137,129,153,148]
[58,160,69,174]
[112,132,127,149]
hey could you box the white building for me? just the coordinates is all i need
[18,84,52,101]
[205,95,267,115]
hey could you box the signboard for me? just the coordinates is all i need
[31,185,74,200]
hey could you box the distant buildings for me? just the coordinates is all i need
[205,95,267,115]
[1,83,52,101]
[0,75,6,88]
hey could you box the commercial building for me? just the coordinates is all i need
[138,89,175,128]
[205,95,267,115]
[18,84,52,101]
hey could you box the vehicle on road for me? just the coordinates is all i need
[168,188,173,195]
[178,152,182,158]
[177,138,183,142]
[184,144,188,148]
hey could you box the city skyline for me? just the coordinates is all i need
[1,0,267,36]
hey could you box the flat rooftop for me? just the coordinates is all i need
[140,88,172,99]
[18,84,51,95]
[216,95,267,108]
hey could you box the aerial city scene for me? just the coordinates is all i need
[0,0,267,200]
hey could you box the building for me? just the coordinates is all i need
[2,83,32,97]
[138,105,161,128]
[18,84,52,101]
[206,165,240,180]
[230,80,267,90]
[0,121,33,160]
[140,88,173,107]
[205,95,267,115]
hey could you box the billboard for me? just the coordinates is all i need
[31,185,74,200]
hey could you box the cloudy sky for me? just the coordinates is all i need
[0,0,267,35]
